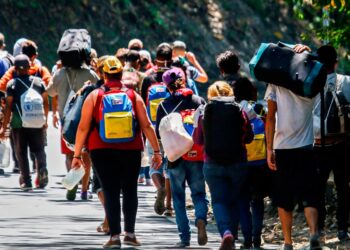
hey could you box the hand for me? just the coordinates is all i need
[293,44,311,53]
[43,122,48,130]
[151,153,163,170]
[267,149,277,171]
[52,113,59,129]
[185,51,197,65]
[71,157,84,170]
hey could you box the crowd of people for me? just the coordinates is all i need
[0,31,349,250]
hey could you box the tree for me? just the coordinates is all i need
[287,0,349,49]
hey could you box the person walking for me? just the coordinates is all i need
[155,67,208,248]
[72,56,162,249]
[0,54,49,191]
[265,44,321,250]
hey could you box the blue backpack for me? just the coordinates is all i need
[146,82,169,125]
[95,87,137,143]
[0,52,13,78]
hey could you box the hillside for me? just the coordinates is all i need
[0,0,306,94]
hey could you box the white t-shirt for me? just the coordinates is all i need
[264,84,315,149]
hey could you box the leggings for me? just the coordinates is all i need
[90,149,141,235]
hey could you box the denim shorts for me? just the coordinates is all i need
[146,140,169,179]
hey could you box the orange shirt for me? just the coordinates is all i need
[0,62,51,92]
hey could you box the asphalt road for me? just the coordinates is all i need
[0,115,281,250]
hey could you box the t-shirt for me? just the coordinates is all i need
[46,66,99,117]
[7,75,46,128]
[264,84,315,149]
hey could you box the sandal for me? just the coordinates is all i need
[96,223,110,234]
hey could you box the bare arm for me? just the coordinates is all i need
[51,96,59,128]
[42,92,49,129]
[0,96,13,138]
[185,52,208,83]
[266,99,277,171]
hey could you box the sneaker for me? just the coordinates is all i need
[309,234,321,250]
[12,166,20,173]
[175,241,190,248]
[279,243,293,250]
[123,235,141,246]
[154,187,166,215]
[253,236,263,249]
[197,219,207,246]
[138,177,145,184]
[66,185,78,201]
[145,179,152,186]
[80,191,93,200]
[220,232,234,250]
[37,168,48,188]
[164,208,173,217]
[337,230,350,242]
[20,183,33,192]
[103,239,121,249]
[240,241,252,249]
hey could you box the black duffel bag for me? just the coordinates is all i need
[57,29,91,68]
[249,42,327,98]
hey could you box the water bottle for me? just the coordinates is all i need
[62,166,85,190]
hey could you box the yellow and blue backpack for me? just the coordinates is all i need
[146,83,169,125]
[95,87,137,143]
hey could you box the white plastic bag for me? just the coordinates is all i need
[159,112,194,162]
[62,166,85,190]
[0,141,10,168]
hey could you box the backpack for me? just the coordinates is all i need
[246,116,266,164]
[249,42,327,98]
[186,78,199,96]
[122,68,141,91]
[57,29,91,68]
[62,85,97,145]
[180,108,204,162]
[314,74,350,138]
[203,96,245,164]
[15,77,46,128]
[146,83,169,125]
[159,101,194,162]
[0,51,13,78]
[94,87,137,143]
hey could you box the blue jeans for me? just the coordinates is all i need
[168,160,208,243]
[204,161,247,238]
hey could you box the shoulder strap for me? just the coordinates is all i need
[331,91,345,133]
[161,100,183,115]
[65,69,77,91]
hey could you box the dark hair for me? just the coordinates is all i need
[317,45,337,70]
[156,43,172,61]
[115,48,129,65]
[0,33,4,48]
[22,40,38,58]
[125,50,140,63]
[233,77,257,102]
[216,50,240,74]
[167,77,183,92]
[104,71,123,80]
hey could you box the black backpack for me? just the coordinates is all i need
[57,29,91,68]
[203,96,245,164]
[249,42,327,98]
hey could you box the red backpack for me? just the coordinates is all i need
[180,108,204,162]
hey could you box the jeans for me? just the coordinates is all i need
[238,164,267,244]
[90,149,141,236]
[12,128,47,185]
[314,143,350,232]
[204,160,248,237]
[168,160,208,243]
[139,166,150,179]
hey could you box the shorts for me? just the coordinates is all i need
[61,135,73,154]
[272,146,320,211]
[146,140,169,179]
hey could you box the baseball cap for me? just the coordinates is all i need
[103,56,123,74]
[14,54,30,69]
[173,40,186,50]
[162,67,185,85]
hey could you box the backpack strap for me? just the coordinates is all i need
[160,100,183,115]
[331,91,346,133]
